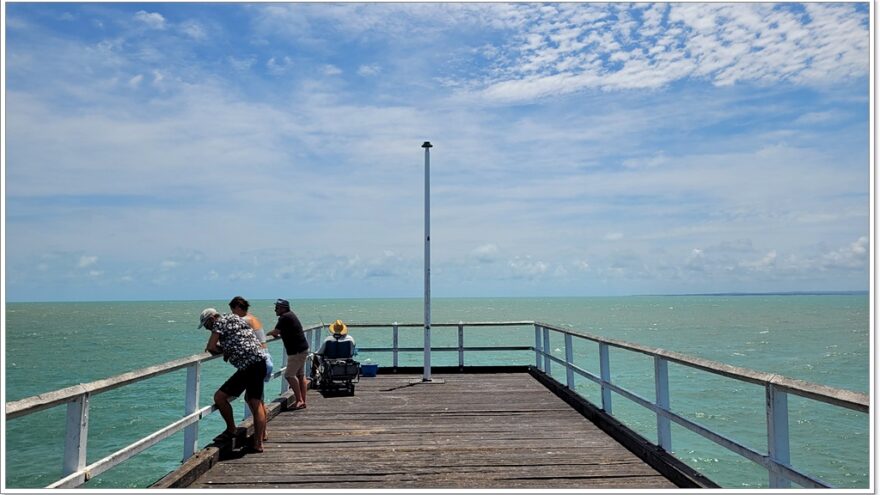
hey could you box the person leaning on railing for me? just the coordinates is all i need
[199,307,269,453]
[228,296,273,442]
[266,299,310,410]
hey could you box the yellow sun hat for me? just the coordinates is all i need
[328,319,348,335]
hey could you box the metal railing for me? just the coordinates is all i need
[5,320,869,489]
[5,325,325,489]
[345,321,535,368]
[529,321,869,489]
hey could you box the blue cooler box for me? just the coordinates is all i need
[361,364,379,377]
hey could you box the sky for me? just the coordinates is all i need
[2,2,872,302]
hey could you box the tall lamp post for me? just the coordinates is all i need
[422,141,433,382]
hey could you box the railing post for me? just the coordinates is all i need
[534,324,543,370]
[280,368,290,394]
[303,332,311,380]
[309,327,322,377]
[458,322,465,368]
[599,343,612,414]
[654,357,671,451]
[280,344,290,394]
[564,333,574,389]
[767,384,792,488]
[393,323,399,369]
[542,326,551,375]
[243,346,258,417]
[182,362,200,461]
[63,393,89,477]
[315,326,323,350]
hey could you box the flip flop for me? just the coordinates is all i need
[244,445,264,454]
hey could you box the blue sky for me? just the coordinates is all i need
[2,2,871,302]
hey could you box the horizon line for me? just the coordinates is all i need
[4,290,869,304]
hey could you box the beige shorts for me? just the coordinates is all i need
[284,351,309,379]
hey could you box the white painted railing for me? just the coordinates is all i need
[530,322,869,489]
[347,321,535,366]
[5,325,324,489]
[5,320,868,489]
[346,321,869,488]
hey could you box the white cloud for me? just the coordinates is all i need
[179,20,207,41]
[472,244,499,263]
[573,260,590,271]
[508,256,548,279]
[134,10,166,30]
[228,56,257,72]
[322,64,342,76]
[469,3,868,103]
[622,152,669,170]
[128,74,143,88]
[267,56,294,75]
[78,255,98,268]
[821,237,868,270]
[603,233,624,241]
[357,64,381,77]
[229,271,256,281]
[739,250,777,271]
[794,111,840,126]
[160,260,179,270]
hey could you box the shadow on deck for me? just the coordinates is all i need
[154,369,716,489]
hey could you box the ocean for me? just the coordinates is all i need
[3,295,870,489]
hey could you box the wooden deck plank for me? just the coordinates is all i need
[187,373,677,489]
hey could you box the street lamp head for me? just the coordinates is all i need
[422,141,433,148]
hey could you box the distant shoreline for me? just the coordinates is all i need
[657,290,869,297]
[4,291,869,304]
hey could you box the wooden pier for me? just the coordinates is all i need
[155,370,711,489]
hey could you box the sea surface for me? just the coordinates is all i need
[4,295,870,489]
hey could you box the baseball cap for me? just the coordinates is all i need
[198,308,220,328]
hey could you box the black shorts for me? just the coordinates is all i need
[220,360,266,401]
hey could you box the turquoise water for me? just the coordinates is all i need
[4,296,870,488]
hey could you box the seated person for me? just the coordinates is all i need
[311,319,357,371]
